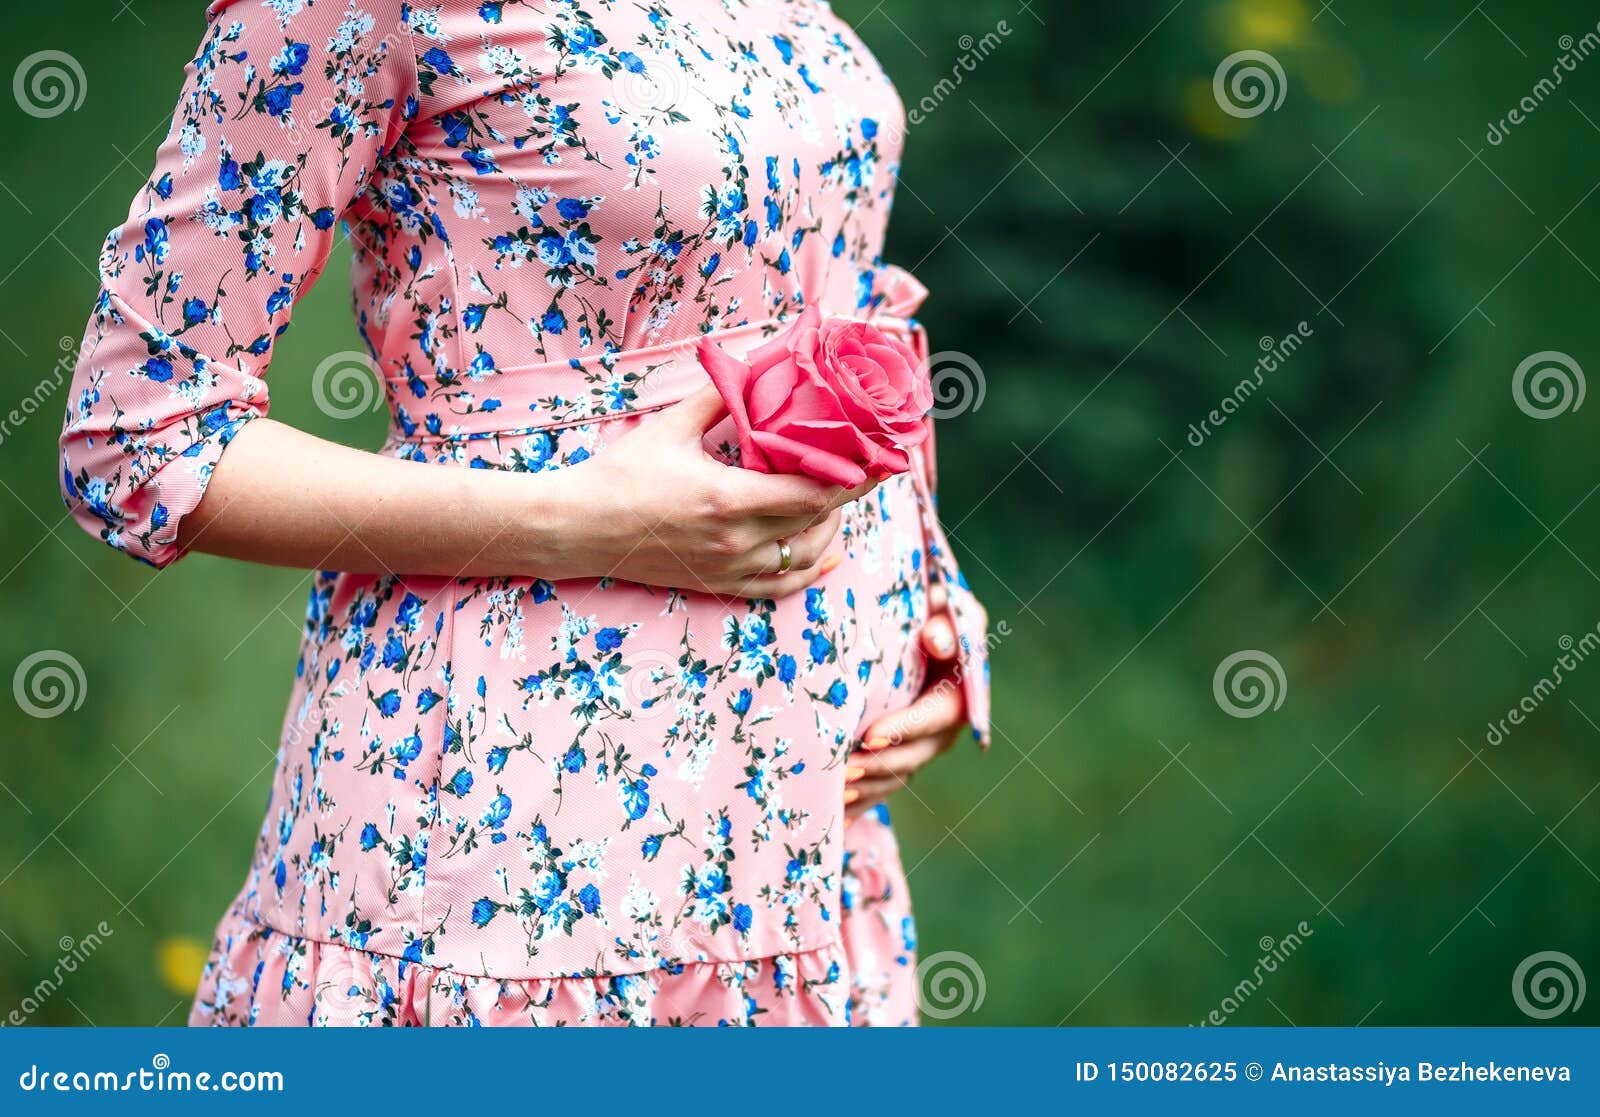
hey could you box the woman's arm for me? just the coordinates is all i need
[177,387,865,595]
[57,2,854,593]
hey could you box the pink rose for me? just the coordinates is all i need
[697,307,933,487]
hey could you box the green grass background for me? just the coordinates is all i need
[1,0,1597,1025]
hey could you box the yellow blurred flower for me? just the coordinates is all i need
[157,935,208,996]
[1226,0,1310,48]
[1181,80,1249,142]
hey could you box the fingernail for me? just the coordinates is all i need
[864,736,892,751]
[819,554,841,575]
[844,788,861,804]
[845,765,866,782]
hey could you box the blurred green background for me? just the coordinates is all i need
[2,0,1598,1026]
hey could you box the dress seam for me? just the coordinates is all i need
[418,575,462,949]
[233,907,846,984]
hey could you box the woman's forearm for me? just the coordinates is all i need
[174,390,863,594]
[175,418,583,578]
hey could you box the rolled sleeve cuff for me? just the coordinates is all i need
[63,405,260,569]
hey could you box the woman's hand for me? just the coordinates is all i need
[554,385,873,596]
[846,583,970,819]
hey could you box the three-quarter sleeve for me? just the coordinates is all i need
[60,0,414,566]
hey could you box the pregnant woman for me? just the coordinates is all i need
[59,0,989,1026]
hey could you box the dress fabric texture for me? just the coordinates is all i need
[59,0,990,1027]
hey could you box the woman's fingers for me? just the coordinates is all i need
[828,477,879,510]
[920,610,959,661]
[724,469,876,519]
[783,509,841,569]
[849,736,947,780]
[845,775,908,804]
[661,384,729,436]
[706,513,841,596]
[717,551,842,600]
[918,580,959,660]
[846,788,895,820]
[861,680,967,750]
[728,507,839,578]
[756,504,849,549]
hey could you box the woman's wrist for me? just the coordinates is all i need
[469,465,591,582]
[493,460,644,583]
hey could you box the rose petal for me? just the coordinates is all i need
[779,417,913,479]
[750,428,870,487]
[698,337,772,473]
[747,355,805,427]
[775,415,880,464]
[748,306,822,369]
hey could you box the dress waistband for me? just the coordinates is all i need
[385,266,930,444]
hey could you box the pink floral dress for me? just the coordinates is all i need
[60,0,990,1026]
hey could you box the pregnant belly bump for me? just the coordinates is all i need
[249,473,932,980]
